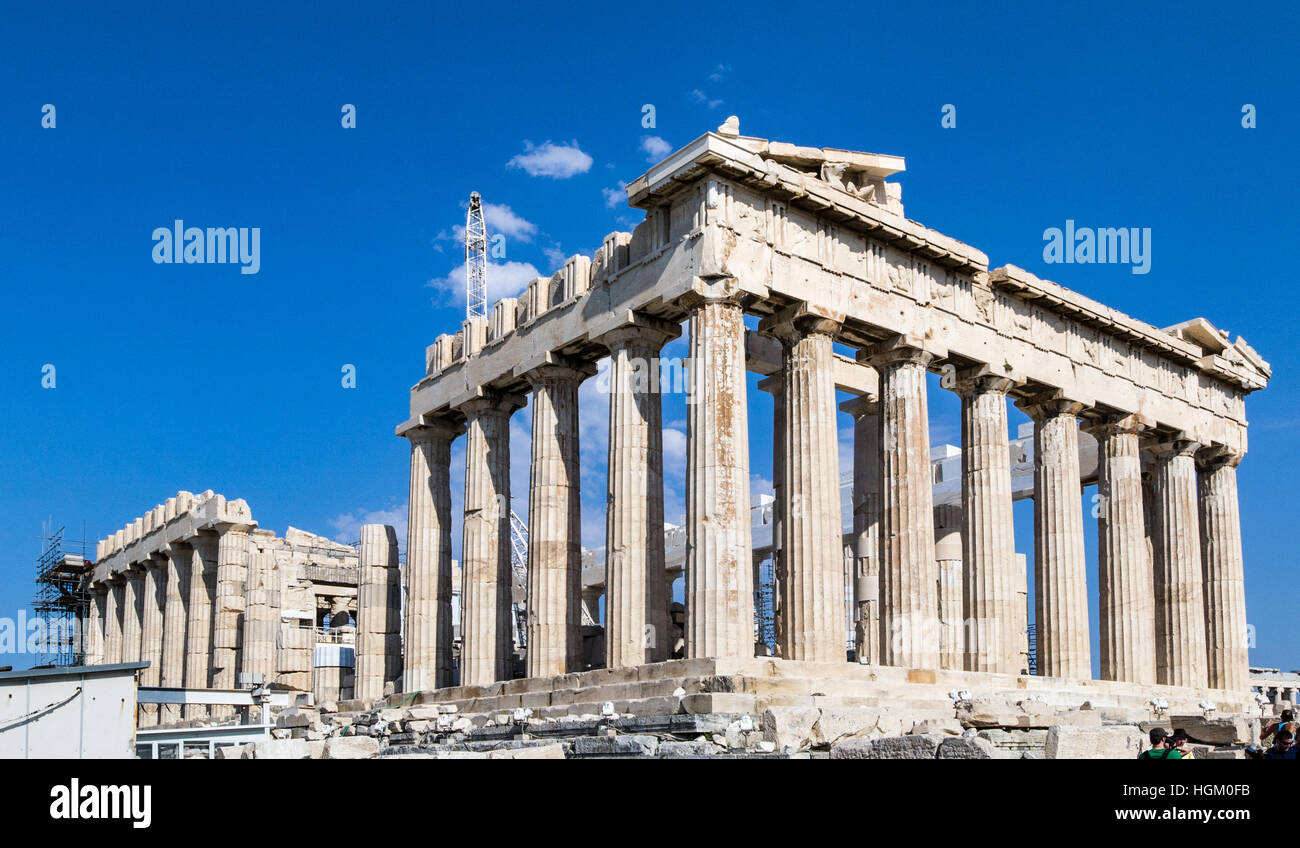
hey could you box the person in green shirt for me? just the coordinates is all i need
[1137,727,1184,759]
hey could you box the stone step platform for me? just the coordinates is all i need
[382,656,1257,720]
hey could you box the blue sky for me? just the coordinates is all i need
[2,1,1296,674]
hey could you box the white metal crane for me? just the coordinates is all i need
[465,191,487,320]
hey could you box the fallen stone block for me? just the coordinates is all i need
[830,734,944,760]
[322,736,381,759]
[909,718,964,736]
[571,735,658,757]
[658,741,723,758]
[1045,725,1145,759]
[761,706,821,752]
[1167,715,1259,746]
[254,739,311,759]
[936,736,999,759]
[486,744,565,760]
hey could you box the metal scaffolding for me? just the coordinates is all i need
[32,521,91,668]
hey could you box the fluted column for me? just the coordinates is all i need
[138,557,166,726]
[185,536,217,718]
[1152,438,1208,688]
[212,525,251,699]
[685,290,754,660]
[763,312,841,662]
[1087,415,1156,684]
[121,567,144,664]
[870,342,939,669]
[525,363,589,677]
[758,375,787,654]
[459,393,523,686]
[841,395,880,665]
[956,374,1019,674]
[160,544,190,723]
[1017,396,1090,679]
[104,579,124,664]
[934,504,964,670]
[603,319,677,667]
[241,535,278,685]
[83,588,106,666]
[1199,448,1249,692]
[356,524,403,701]
[403,419,463,691]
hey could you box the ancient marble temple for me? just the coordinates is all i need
[397,118,1268,705]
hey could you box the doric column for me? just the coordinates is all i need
[1087,415,1156,684]
[841,394,880,666]
[121,567,144,664]
[525,362,590,677]
[83,588,106,666]
[185,536,217,718]
[1017,395,1090,679]
[212,524,251,695]
[160,544,189,724]
[757,375,787,654]
[403,419,463,691]
[602,319,677,667]
[355,524,403,701]
[138,556,166,727]
[1199,448,1249,692]
[684,289,754,660]
[1151,438,1209,688]
[869,341,939,669]
[459,393,524,686]
[761,310,841,662]
[104,579,124,664]
[241,533,279,686]
[956,373,1019,674]
[934,504,964,671]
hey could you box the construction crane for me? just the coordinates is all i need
[509,510,529,650]
[465,191,487,320]
[464,193,529,651]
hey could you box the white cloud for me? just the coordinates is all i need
[602,183,627,208]
[690,89,724,109]
[750,473,774,503]
[709,63,732,82]
[428,259,541,306]
[640,135,672,162]
[329,503,409,548]
[482,203,538,242]
[543,245,567,270]
[433,201,537,248]
[507,140,593,178]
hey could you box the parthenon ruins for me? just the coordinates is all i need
[396,118,1268,708]
[81,119,1274,756]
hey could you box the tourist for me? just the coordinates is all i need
[1261,709,1297,742]
[1264,728,1297,760]
[1137,727,1184,759]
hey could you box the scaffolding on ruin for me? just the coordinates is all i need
[509,510,529,651]
[31,521,91,668]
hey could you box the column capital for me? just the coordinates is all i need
[1082,412,1152,439]
[597,316,679,352]
[521,357,597,388]
[1150,437,1202,460]
[1014,391,1087,422]
[756,373,783,396]
[1197,443,1243,469]
[757,303,843,345]
[456,391,527,419]
[861,335,938,370]
[679,276,751,311]
[403,416,466,444]
[953,368,1017,399]
[838,392,880,418]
